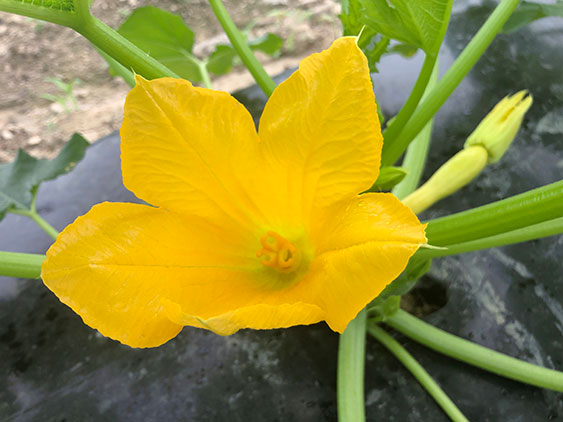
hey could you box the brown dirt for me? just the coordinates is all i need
[0,0,341,163]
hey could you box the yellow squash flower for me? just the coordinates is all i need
[41,37,426,348]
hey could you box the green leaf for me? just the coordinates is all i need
[19,0,74,12]
[502,0,563,34]
[340,2,390,71]
[249,33,283,55]
[116,6,202,82]
[206,45,237,75]
[206,33,283,76]
[360,0,454,55]
[388,43,419,58]
[339,0,364,36]
[363,32,390,73]
[0,133,89,220]
[367,166,408,191]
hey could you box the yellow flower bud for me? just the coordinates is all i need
[402,146,488,214]
[464,90,533,163]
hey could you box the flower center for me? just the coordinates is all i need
[256,231,300,273]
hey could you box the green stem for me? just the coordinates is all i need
[367,324,469,422]
[425,180,563,246]
[97,48,136,87]
[382,53,437,147]
[9,208,59,240]
[208,0,276,97]
[337,308,367,422]
[0,0,77,27]
[73,0,91,23]
[392,60,440,200]
[386,309,563,392]
[419,216,563,260]
[198,61,213,89]
[76,17,179,80]
[381,0,521,166]
[0,0,178,80]
[0,251,44,279]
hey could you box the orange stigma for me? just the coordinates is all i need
[257,231,300,273]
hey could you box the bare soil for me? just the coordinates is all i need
[0,0,341,162]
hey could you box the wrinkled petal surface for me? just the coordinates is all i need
[288,193,427,332]
[42,37,427,348]
[258,37,382,227]
[42,202,324,347]
[121,76,263,230]
[163,300,324,336]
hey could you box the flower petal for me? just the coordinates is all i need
[163,300,324,336]
[41,202,262,348]
[41,202,324,346]
[293,193,427,332]
[257,37,382,224]
[121,76,262,228]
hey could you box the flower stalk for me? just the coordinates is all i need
[386,309,563,392]
[393,60,440,200]
[208,0,276,97]
[77,17,180,80]
[337,309,367,422]
[0,251,44,279]
[0,0,179,81]
[417,216,563,260]
[367,324,469,422]
[9,207,59,240]
[425,180,563,246]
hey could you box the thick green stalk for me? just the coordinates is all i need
[381,0,521,166]
[337,309,367,422]
[0,0,77,26]
[0,0,178,80]
[77,17,179,80]
[73,0,90,23]
[0,252,44,279]
[97,48,136,87]
[382,54,437,147]
[386,309,563,392]
[393,61,440,200]
[367,324,469,422]
[425,180,563,246]
[208,0,276,97]
[419,216,563,260]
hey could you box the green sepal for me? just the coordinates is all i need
[368,295,401,322]
[339,0,363,36]
[0,133,89,220]
[207,33,283,76]
[378,257,432,299]
[367,166,408,192]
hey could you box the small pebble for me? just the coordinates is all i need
[27,135,41,146]
[1,129,13,140]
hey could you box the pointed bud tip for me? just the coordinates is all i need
[464,90,533,163]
